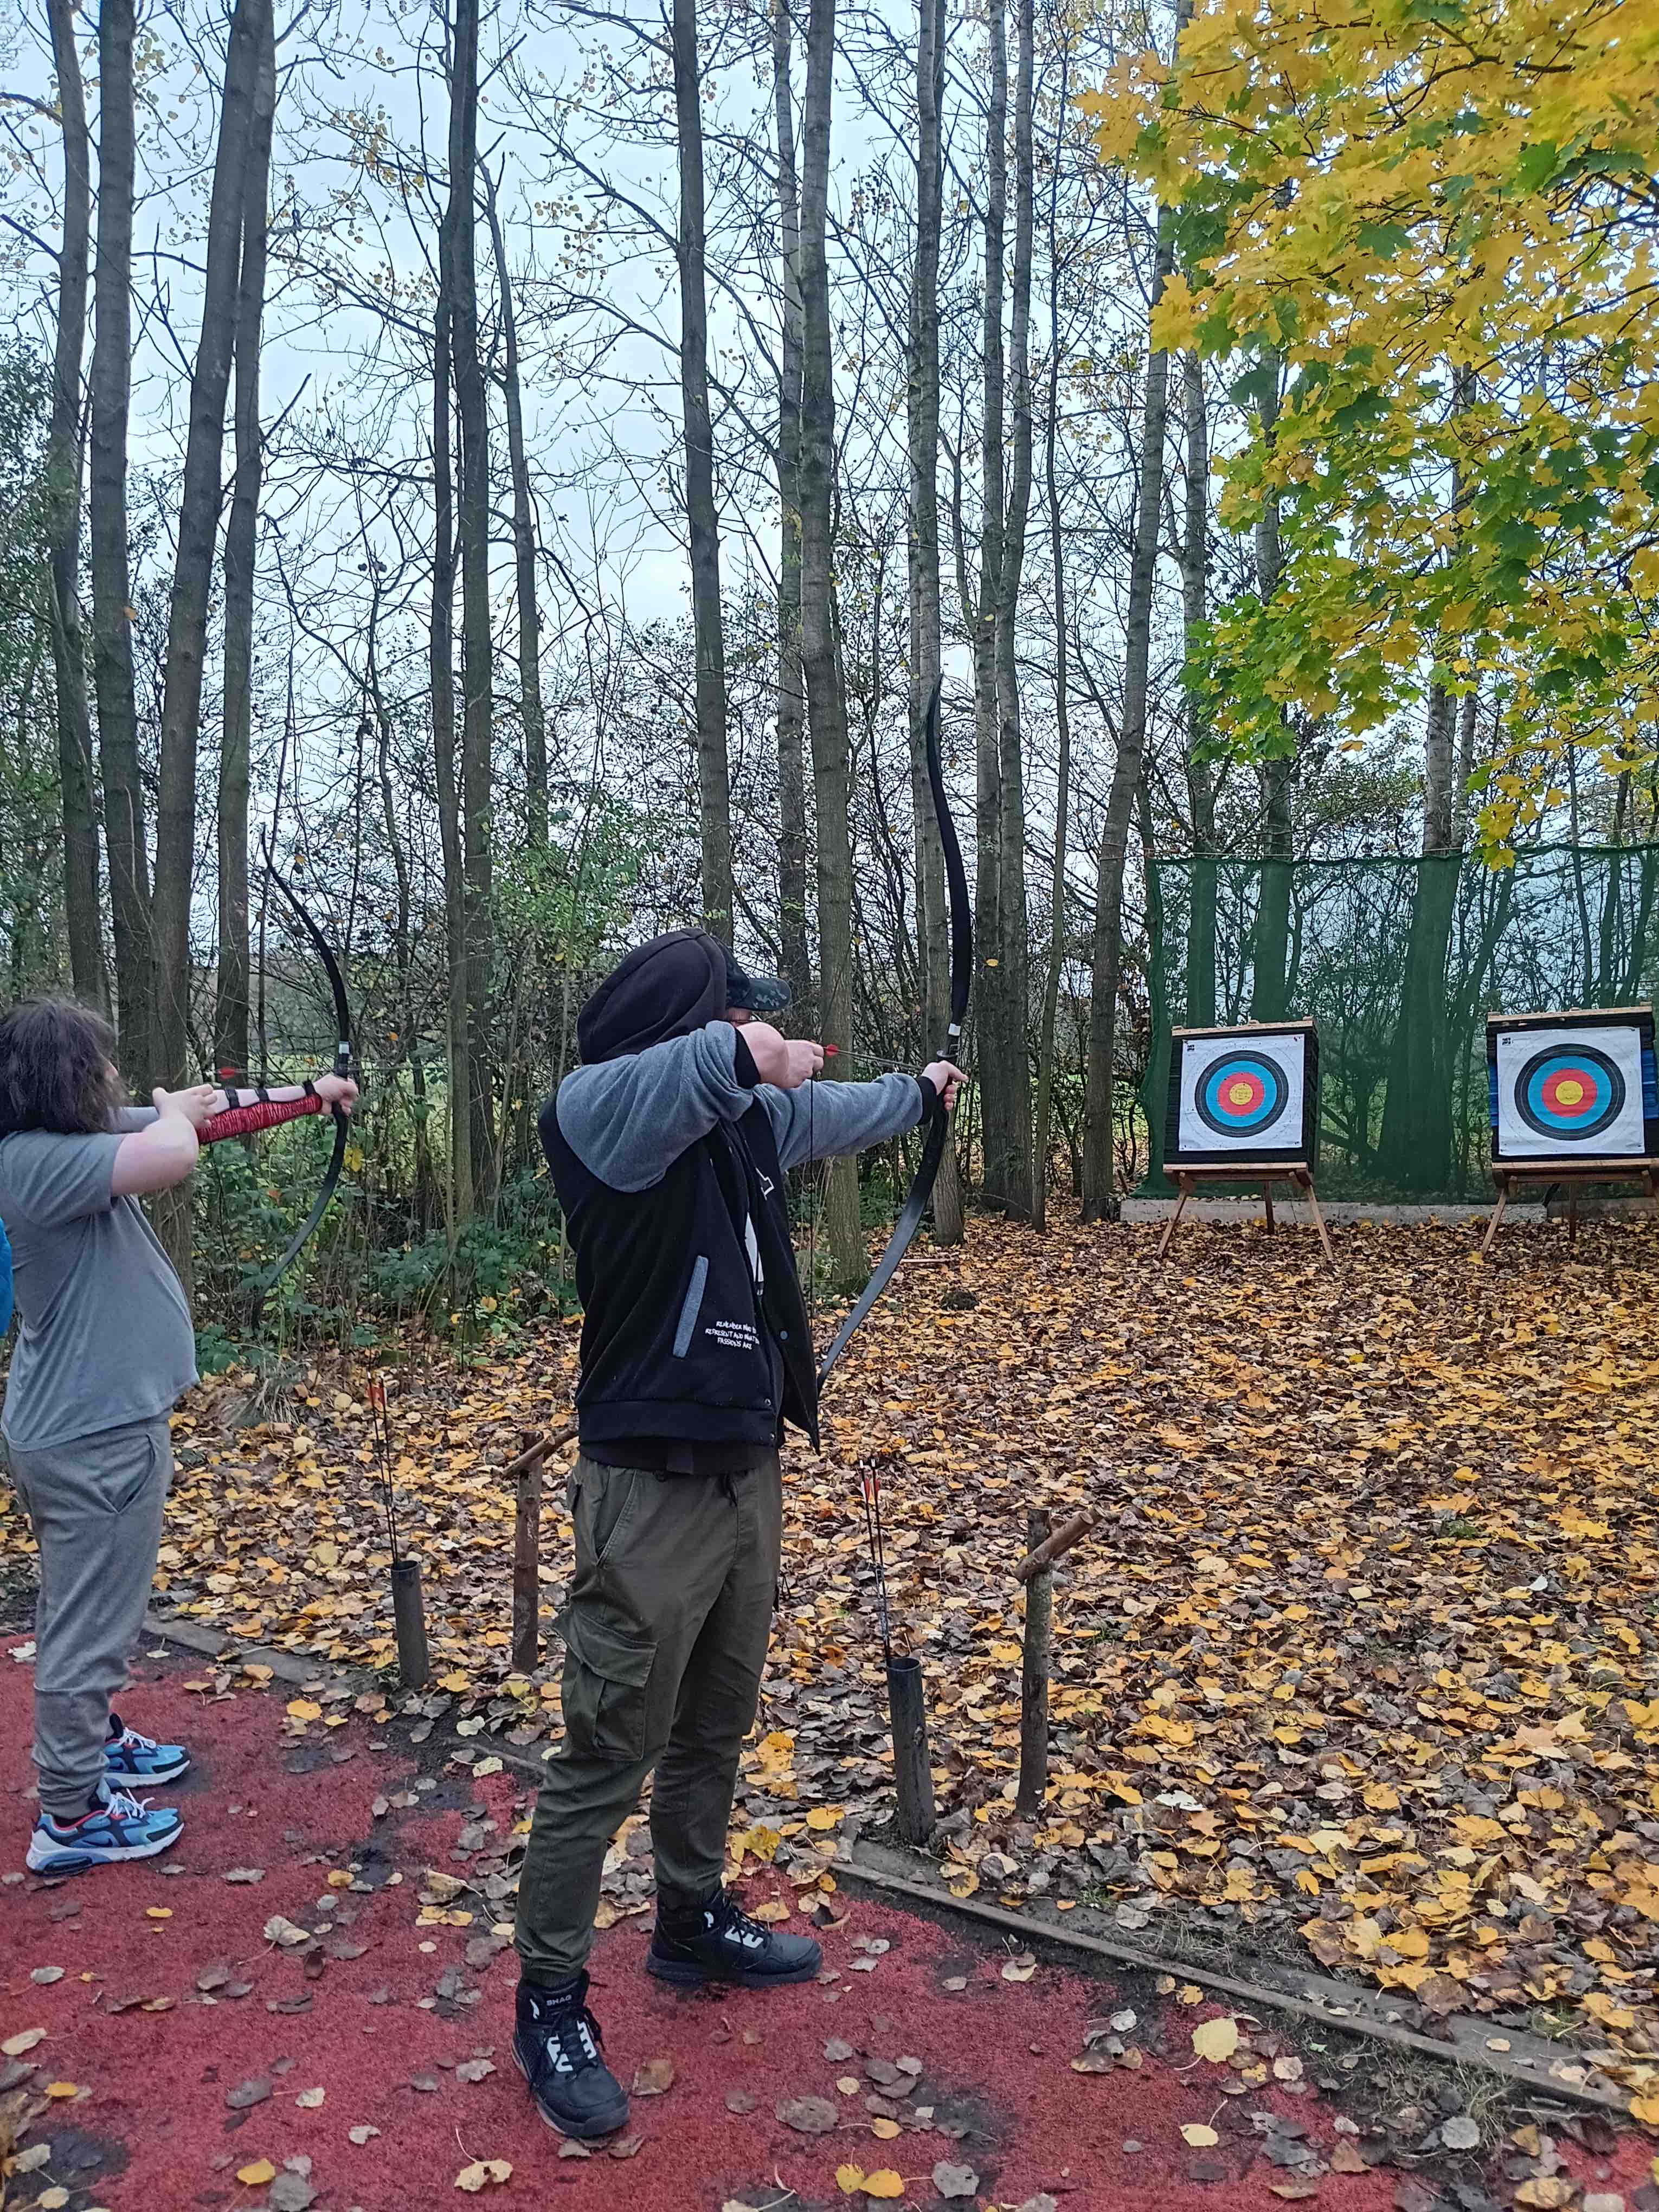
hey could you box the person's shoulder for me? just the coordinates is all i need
[0,1126,117,1178]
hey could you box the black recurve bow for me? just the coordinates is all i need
[815,678,972,1390]
[239,831,354,1318]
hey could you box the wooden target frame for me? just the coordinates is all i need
[1158,1021,1333,1266]
[1481,1006,1659,1251]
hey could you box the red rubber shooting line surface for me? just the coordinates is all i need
[1,1636,1647,2211]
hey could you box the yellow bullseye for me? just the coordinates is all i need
[1226,1079,1255,1105]
[1554,1077,1585,1106]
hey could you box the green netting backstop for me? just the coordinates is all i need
[1139,845,1659,1199]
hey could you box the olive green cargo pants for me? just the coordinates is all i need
[513,1451,782,1986]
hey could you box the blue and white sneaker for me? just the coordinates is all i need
[26,1785,184,1874]
[105,1711,190,1787]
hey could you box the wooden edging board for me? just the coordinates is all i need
[838,1848,1632,2119]
[136,1615,1631,2119]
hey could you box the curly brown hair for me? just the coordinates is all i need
[0,995,128,1137]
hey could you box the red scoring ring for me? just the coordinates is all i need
[1215,1070,1266,1118]
[1540,1065,1597,1119]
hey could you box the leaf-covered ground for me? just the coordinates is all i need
[7,1213,1658,2112]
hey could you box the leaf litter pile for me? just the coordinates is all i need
[8,1213,1658,2110]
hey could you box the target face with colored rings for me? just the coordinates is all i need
[1514,1045,1625,1142]
[1195,1051,1288,1137]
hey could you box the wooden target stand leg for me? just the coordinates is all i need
[1296,1167,1335,1265]
[1480,1174,1510,1256]
[1158,1162,1334,1269]
[1481,1160,1659,1252]
[1156,1175,1193,1259]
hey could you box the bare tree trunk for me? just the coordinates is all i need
[1081,119,1182,1220]
[1249,356,1294,1022]
[974,0,1009,1207]
[1032,30,1070,1235]
[152,0,273,1288]
[432,176,470,1227]
[672,0,734,941]
[45,0,104,1011]
[908,0,960,1240]
[368,597,435,1230]
[90,0,151,1079]
[799,0,860,1285]
[990,0,1035,1219]
[1180,350,1216,1027]
[448,0,495,1203]
[772,0,810,1011]
[1452,685,1480,849]
[216,4,275,1079]
[1376,685,1459,1184]
[1378,364,1476,1188]
[483,166,548,853]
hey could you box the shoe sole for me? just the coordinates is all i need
[25,1822,184,1876]
[645,1954,821,1989]
[105,1757,191,1786]
[511,2037,630,2140]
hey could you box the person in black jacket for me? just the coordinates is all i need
[511,930,963,2138]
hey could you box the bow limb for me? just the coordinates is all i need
[239,833,354,1316]
[816,680,972,1390]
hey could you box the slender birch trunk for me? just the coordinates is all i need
[1249,356,1294,1023]
[448,0,495,1201]
[432,162,470,1227]
[1081,5,1186,1219]
[772,0,810,1010]
[216,4,276,1079]
[45,0,104,1009]
[908,0,960,1240]
[484,168,548,852]
[1032,30,1071,1232]
[799,0,861,1285]
[974,0,1009,1207]
[672,0,734,941]
[991,0,1035,1218]
[1180,351,1217,1027]
[91,0,151,1079]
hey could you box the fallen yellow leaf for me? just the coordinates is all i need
[1191,2015,1239,2063]
[236,2161,278,2186]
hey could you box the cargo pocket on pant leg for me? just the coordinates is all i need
[554,1606,657,1761]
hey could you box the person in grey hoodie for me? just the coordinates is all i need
[511,930,964,2139]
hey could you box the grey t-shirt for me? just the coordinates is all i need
[0,1108,197,1450]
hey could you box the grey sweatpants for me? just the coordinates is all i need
[514,1451,782,1986]
[3,1415,173,1818]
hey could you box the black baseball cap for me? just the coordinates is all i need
[720,947,791,1015]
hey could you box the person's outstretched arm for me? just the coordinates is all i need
[552,1025,821,1192]
[752,1032,967,1171]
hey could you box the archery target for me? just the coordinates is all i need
[1492,1022,1647,1159]
[1175,1028,1309,1160]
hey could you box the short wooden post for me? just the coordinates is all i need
[1017,1508,1051,1817]
[886,1655,935,1844]
[512,1430,544,1673]
[1013,1509,1092,1820]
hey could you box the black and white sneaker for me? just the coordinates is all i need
[512,1972,629,2139]
[646,1887,824,1988]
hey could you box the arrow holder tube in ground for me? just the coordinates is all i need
[886,1654,935,1844]
[391,1557,430,1688]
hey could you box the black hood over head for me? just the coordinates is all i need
[577,929,729,1063]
